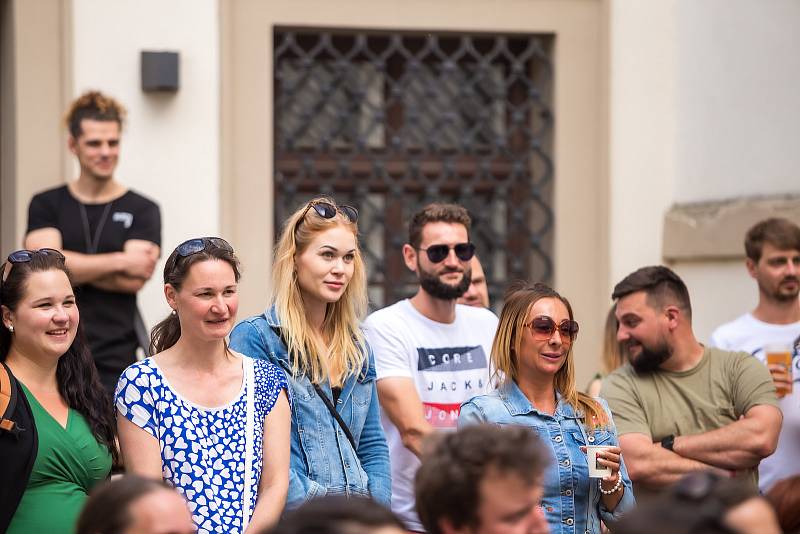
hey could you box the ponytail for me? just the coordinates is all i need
[149,312,181,355]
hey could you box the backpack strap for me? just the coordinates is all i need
[0,362,19,434]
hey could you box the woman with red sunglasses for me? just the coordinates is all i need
[459,282,634,534]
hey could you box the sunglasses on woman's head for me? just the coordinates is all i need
[0,248,66,285]
[526,316,579,344]
[417,242,476,263]
[299,201,359,224]
[176,237,234,258]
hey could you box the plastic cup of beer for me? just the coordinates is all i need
[765,344,793,397]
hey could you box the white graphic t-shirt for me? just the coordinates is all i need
[710,313,800,492]
[364,300,498,532]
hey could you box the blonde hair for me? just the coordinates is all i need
[601,304,626,374]
[272,197,368,386]
[491,282,608,429]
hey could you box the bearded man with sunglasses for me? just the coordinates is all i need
[24,91,161,396]
[601,266,782,499]
[364,203,498,533]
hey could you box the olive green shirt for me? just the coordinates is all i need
[601,346,779,491]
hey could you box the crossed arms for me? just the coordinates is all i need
[25,228,159,293]
[620,404,782,488]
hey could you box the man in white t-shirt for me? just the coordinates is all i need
[364,203,498,532]
[710,217,800,492]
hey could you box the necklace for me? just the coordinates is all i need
[79,202,113,254]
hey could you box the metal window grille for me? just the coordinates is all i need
[274,28,554,310]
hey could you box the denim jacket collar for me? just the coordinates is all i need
[498,380,582,420]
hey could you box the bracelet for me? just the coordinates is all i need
[599,474,623,495]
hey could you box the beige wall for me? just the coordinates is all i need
[0,0,71,255]
[609,0,800,343]
[223,0,609,387]
[608,0,676,291]
[70,0,221,329]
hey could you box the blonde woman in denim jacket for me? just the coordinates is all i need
[230,198,390,509]
[459,283,634,533]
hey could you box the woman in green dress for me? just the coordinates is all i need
[0,249,116,533]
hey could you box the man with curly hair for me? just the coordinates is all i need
[25,91,161,396]
[415,424,549,534]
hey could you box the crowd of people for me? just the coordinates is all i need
[1,90,799,534]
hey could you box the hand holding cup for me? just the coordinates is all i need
[765,344,793,398]
[583,445,622,485]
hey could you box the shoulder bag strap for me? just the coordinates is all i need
[312,383,357,452]
[0,362,18,434]
[268,325,358,452]
[241,357,256,531]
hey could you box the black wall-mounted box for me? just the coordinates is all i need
[141,51,179,92]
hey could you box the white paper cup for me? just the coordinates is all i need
[586,445,612,478]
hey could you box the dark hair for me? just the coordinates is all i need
[264,495,405,534]
[614,472,756,534]
[415,424,548,534]
[767,475,800,533]
[65,91,126,138]
[612,265,692,320]
[744,217,800,262]
[150,239,241,354]
[76,475,173,534]
[408,203,471,249]
[0,252,117,462]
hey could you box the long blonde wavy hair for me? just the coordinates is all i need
[271,197,368,386]
[492,282,608,429]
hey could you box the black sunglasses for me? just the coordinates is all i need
[1,248,66,285]
[417,242,476,264]
[525,316,580,344]
[176,237,234,258]
[298,201,359,227]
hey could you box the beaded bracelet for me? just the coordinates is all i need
[599,474,623,495]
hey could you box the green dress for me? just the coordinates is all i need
[6,384,112,534]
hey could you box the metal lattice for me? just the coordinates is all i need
[274,29,554,310]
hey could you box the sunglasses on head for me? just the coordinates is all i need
[299,201,359,226]
[526,315,579,344]
[176,237,234,258]
[417,242,476,263]
[1,248,66,285]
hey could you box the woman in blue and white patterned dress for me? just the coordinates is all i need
[115,237,291,534]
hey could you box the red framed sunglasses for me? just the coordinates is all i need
[525,316,579,344]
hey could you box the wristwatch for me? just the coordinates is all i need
[661,434,676,451]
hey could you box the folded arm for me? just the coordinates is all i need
[619,432,724,489]
[672,404,782,470]
[25,228,159,292]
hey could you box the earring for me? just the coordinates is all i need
[7,324,13,333]
[171,309,177,316]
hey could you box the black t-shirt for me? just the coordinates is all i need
[26,185,161,392]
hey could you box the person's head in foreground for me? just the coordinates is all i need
[264,495,405,534]
[614,471,781,534]
[766,475,800,533]
[612,265,694,373]
[76,475,195,534]
[415,424,549,534]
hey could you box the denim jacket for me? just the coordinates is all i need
[459,381,635,534]
[229,306,391,508]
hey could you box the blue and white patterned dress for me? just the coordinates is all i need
[115,356,287,534]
